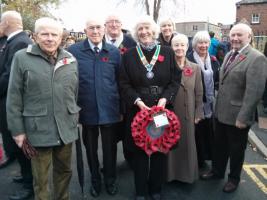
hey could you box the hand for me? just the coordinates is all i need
[235,120,247,129]
[195,118,201,124]
[13,134,26,148]
[136,100,150,110]
[157,98,167,108]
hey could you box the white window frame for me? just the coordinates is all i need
[251,13,260,24]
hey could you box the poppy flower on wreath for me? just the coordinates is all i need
[158,55,165,62]
[183,66,194,77]
[101,57,109,62]
[131,106,181,155]
[120,47,128,55]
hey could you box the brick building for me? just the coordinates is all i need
[236,0,267,51]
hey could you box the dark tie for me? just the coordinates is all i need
[224,51,238,72]
[111,39,116,44]
[94,46,99,54]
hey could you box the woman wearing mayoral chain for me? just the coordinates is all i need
[119,16,181,200]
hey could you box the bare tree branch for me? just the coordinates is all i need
[115,0,180,22]
[145,0,150,15]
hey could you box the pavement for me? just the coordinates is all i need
[248,101,267,159]
[0,102,267,199]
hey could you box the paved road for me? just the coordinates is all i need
[0,139,266,200]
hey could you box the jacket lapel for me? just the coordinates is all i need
[222,46,250,80]
[181,59,194,87]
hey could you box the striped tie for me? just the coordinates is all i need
[224,51,238,72]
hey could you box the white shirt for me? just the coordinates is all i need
[104,32,123,48]
[7,30,23,41]
[88,39,102,52]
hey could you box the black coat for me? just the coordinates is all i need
[119,45,181,152]
[157,33,175,47]
[120,34,136,50]
[187,51,220,102]
[0,31,32,99]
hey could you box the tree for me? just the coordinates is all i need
[118,0,179,22]
[1,0,62,30]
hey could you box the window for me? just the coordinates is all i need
[251,13,260,24]
[193,25,198,31]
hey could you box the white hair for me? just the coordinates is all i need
[35,17,63,35]
[132,15,159,42]
[105,13,122,23]
[192,31,210,49]
[1,10,22,21]
[159,17,175,31]
[172,33,189,46]
[85,17,105,28]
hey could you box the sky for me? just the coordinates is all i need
[52,0,241,32]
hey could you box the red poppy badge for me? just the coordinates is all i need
[239,54,246,61]
[211,56,217,62]
[101,57,109,62]
[120,47,128,55]
[158,55,165,62]
[183,66,194,77]
[63,58,68,65]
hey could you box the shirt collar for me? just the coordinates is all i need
[88,39,102,51]
[105,32,123,48]
[7,30,23,41]
[232,43,249,54]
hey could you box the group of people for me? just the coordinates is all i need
[0,10,267,200]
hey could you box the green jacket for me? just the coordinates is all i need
[6,44,80,147]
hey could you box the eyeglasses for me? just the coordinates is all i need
[106,20,121,25]
[87,25,103,31]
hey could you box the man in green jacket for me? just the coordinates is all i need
[6,17,80,200]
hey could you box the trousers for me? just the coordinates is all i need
[31,143,73,200]
[82,124,117,186]
[213,120,249,183]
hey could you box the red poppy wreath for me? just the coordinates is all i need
[131,106,181,155]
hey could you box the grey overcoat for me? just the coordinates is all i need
[215,45,267,126]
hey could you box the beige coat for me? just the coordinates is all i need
[166,59,204,183]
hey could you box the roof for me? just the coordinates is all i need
[236,0,267,5]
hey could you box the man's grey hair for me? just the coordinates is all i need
[132,15,159,43]
[1,10,22,21]
[35,17,63,35]
[85,17,105,28]
[192,31,211,49]
[230,23,252,36]
[104,14,122,24]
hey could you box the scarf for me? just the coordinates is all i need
[193,50,214,118]
[139,40,158,51]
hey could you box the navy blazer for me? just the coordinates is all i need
[68,39,121,125]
